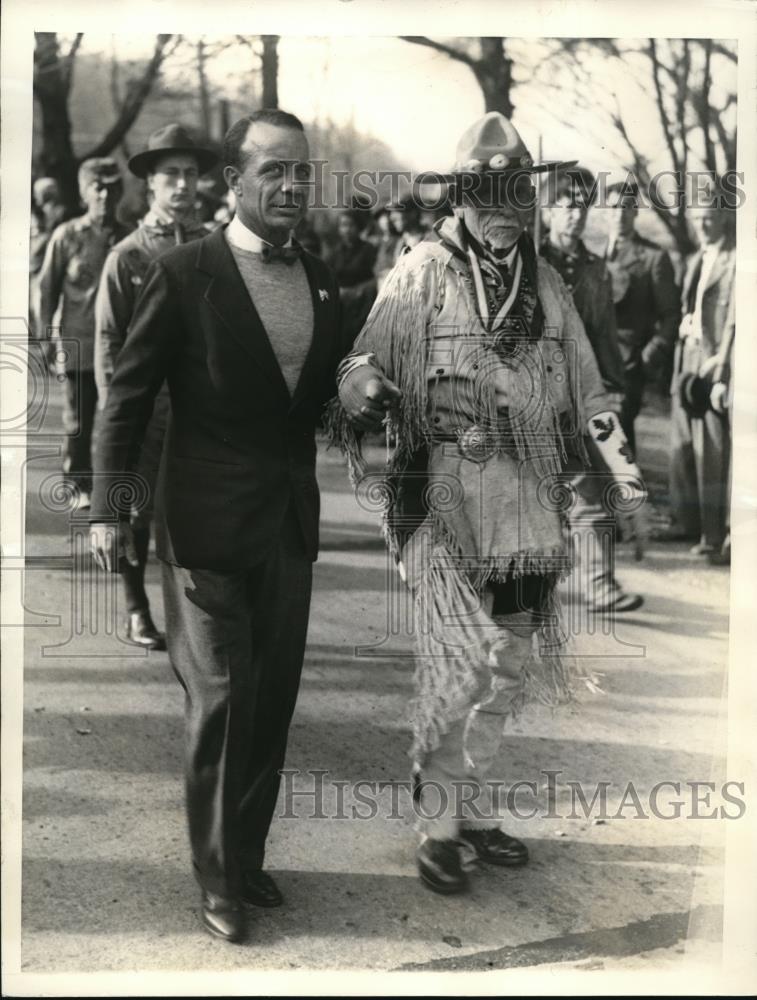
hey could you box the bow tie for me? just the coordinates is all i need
[261,243,301,265]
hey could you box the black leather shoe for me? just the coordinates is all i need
[587,590,643,613]
[458,827,529,867]
[240,870,283,908]
[416,838,469,895]
[126,609,167,650]
[201,891,245,943]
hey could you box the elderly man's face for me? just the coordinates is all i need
[225,121,311,243]
[690,207,727,247]
[458,172,534,252]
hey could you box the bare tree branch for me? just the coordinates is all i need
[398,35,477,67]
[649,39,681,175]
[79,34,174,161]
[697,39,718,175]
[61,33,83,92]
[710,41,737,63]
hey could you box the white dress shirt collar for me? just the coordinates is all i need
[701,236,725,258]
[227,213,292,252]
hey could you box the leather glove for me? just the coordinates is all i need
[90,521,138,573]
[338,365,402,432]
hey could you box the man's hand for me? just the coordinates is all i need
[641,337,668,376]
[339,366,402,431]
[32,338,57,375]
[710,380,729,414]
[678,314,694,338]
[90,521,138,573]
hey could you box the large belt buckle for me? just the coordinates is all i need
[456,424,497,464]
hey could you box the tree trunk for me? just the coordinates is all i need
[218,98,231,142]
[473,38,514,116]
[261,35,279,108]
[33,33,80,213]
[197,39,212,140]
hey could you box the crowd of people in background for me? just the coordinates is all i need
[29,129,735,645]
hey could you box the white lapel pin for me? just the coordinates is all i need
[319,288,329,302]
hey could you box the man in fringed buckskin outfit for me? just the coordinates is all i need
[328,113,646,894]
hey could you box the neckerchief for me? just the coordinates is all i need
[465,234,522,331]
[434,221,544,354]
[141,211,206,244]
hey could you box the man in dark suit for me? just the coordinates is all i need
[90,110,342,943]
[668,203,735,557]
[604,181,680,453]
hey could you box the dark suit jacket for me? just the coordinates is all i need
[605,232,680,372]
[540,239,626,408]
[676,238,736,385]
[91,226,342,570]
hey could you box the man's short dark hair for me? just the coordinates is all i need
[223,110,305,171]
[550,166,597,206]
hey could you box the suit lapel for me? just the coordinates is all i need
[289,252,334,412]
[197,227,290,402]
[701,244,730,295]
[682,251,703,313]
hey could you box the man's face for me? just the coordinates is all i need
[38,188,65,227]
[607,191,638,238]
[459,172,534,251]
[147,153,200,217]
[690,207,727,247]
[389,209,406,233]
[338,214,359,243]
[81,179,122,222]
[548,194,588,244]
[224,122,311,242]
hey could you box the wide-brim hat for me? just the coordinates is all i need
[414,112,576,207]
[128,124,219,179]
[453,112,575,176]
[678,372,712,418]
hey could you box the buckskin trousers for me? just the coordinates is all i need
[161,502,313,897]
[418,577,544,841]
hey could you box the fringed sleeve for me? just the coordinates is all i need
[323,248,447,478]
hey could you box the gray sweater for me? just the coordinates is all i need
[227,239,313,395]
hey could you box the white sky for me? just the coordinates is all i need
[72,33,736,177]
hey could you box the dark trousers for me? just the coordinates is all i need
[119,390,171,614]
[161,504,313,898]
[669,389,730,548]
[619,364,644,455]
[62,370,97,492]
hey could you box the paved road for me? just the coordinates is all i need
[15,382,731,981]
